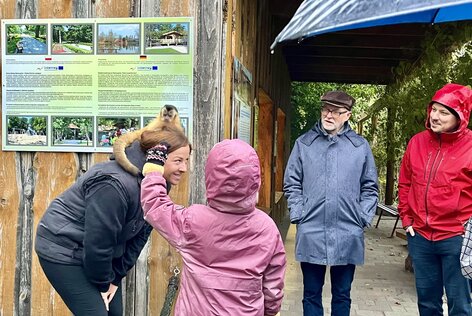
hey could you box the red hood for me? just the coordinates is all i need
[205,139,261,214]
[426,83,472,135]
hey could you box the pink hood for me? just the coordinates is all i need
[205,139,261,214]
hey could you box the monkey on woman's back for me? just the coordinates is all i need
[113,104,183,176]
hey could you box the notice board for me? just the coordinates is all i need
[1,17,193,152]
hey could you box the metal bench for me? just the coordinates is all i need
[374,203,400,237]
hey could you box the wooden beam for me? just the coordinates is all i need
[290,73,392,85]
[298,34,423,50]
[191,0,224,205]
[269,0,303,18]
[289,64,393,76]
[282,46,421,59]
[286,56,401,67]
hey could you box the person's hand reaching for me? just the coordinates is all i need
[142,142,170,176]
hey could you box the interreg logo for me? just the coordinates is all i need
[44,66,64,71]
[136,66,158,71]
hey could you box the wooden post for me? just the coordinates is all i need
[385,106,396,205]
[190,0,224,204]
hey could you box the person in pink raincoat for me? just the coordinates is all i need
[141,137,286,316]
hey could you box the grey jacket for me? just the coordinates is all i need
[284,121,378,265]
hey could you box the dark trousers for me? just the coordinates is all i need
[408,234,472,316]
[39,257,123,316]
[300,262,355,316]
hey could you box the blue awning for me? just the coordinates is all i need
[271,0,472,50]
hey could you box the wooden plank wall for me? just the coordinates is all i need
[0,0,295,314]
[224,0,292,216]
[257,90,274,211]
[229,0,291,215]
[275,108,286,192]
[189,0,224,206]
[0,0,224,315]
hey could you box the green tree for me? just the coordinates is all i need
[31,117,46,134]
[8,116,28,131]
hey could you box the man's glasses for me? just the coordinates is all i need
[321,108,349,118]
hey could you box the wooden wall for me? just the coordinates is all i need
[0,0,224,315]
[0,0,292,314]
[223,0,291,214]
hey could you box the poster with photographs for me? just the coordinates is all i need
[1,17,193,153]
[231,58,254,145]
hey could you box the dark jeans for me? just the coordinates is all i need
[39,257,123,316]
[408,233,472,316]
[300,262,356,316]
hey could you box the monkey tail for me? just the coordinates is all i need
[113,132,141,176]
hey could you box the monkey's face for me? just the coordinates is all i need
[161,108,177,122]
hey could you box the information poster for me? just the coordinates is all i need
[1,17,193,152]
[231,58,253,144]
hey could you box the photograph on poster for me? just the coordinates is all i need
[97,117,140,147]
[6,24,47,55]
[97,23,140,54]
[7,115,47,146]
[52,24,93,54]
[144,22,189,54]
[180,116,189,136]
[52,116,93,147]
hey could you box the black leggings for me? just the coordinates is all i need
[38,257,123,316]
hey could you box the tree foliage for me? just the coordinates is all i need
[53,25,93,44]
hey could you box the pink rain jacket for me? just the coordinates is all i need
[141,139,286,316]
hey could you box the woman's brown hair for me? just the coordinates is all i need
[140,125,191,154]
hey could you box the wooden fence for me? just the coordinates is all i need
[0,0,224,314]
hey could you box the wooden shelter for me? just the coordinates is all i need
[0,0,294,315]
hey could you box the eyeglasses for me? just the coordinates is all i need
[321,108,349,118]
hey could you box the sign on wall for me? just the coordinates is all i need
[231,58,253,145]
[1,17,193,152]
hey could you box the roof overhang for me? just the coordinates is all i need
[270,0,472,84]
[280,23,434,84]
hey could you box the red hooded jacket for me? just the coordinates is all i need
[398,83,472,241]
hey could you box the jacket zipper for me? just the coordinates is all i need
[423,152,432,180]
[424,136,442,240]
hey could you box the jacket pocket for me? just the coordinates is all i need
[290,196,307,224]
[428,182,460,218]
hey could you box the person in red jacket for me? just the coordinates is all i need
[398,83,472,315]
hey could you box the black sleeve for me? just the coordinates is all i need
[82,180,128,292]
[111,222,153,285]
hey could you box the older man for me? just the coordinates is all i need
[284,90,379,316]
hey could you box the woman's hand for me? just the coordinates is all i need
[405,225,415,236]
[100,284,119,311]
[143,142,171,176]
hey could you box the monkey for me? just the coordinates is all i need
[113,104,183,176]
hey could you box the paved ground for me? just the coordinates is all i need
[280,216,423,316]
